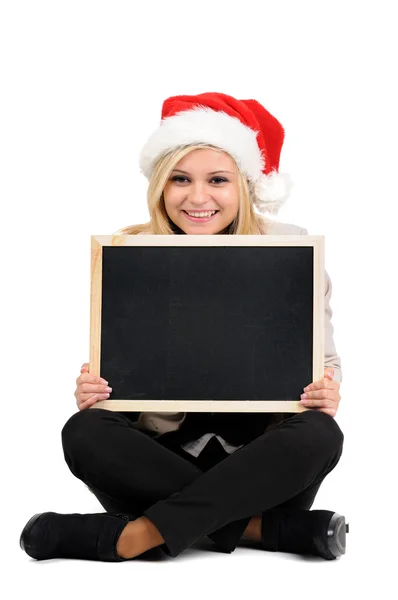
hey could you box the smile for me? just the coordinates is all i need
[183,210,219,222]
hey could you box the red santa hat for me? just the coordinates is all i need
[139,92,293,215]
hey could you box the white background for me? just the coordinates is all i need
[1,1,396,598]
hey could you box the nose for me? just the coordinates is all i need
[188,183,211,205]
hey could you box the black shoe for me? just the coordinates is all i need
[19,511,131,561]
[261,508,349,560]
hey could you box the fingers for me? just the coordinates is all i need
[77,393,110,411]
[78,390,111,400]
[75,362,111,411]
[76,372,109,386]
[303,378,338,392]
[300,396,337,409]
[301,388,338,400]
[79,381,112,393]
[78,400,95,411]
[300,385,340,406]
[75,381,112,412]
[78,396,99,411]
[81,371,108,385]
[78,395,97,411]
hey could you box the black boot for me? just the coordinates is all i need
[19,511,132,561]
[261,508,349,560]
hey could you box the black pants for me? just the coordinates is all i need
[61,408,344,558]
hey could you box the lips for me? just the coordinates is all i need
[182,210,219,223]
[182,211,219,215]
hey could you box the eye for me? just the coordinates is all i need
[170,176,228,184]
[171,176,188,183]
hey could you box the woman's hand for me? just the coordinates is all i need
[300,367,341,417]
[74,362,112,411]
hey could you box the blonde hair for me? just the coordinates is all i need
[115,144,273,235]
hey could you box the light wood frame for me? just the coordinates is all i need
[90,234,324,413]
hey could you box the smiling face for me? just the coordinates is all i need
[162,148,239,234]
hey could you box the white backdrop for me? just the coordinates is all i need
[1,1,396,598]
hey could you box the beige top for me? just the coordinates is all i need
[132,217,342,438]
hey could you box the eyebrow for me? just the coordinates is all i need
[171,169,234,175]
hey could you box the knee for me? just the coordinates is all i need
[300,409,344,456]
[61,407,113,461]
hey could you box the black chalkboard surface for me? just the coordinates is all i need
[89,234,325,413]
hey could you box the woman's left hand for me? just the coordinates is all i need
[300,367,341,417]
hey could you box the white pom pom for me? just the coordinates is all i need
[253,171,293,215]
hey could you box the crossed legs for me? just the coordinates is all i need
[62,408,343,558]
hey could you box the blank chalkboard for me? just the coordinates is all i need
[89,234,325,413]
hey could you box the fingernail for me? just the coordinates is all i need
[301,393,308,398]
[303,386,310,392]
[301,399,308,404]
[101,379,108,384]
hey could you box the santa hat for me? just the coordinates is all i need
[139,92,293,215]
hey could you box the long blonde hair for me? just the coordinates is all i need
[115,143,273,235]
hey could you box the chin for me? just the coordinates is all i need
[184,223,219,231]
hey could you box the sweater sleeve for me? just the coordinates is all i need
[301,227,343,383]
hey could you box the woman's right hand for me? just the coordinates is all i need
[74,363,112,411]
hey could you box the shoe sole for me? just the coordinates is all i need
[326,513,349,558]
[20,513,42,552]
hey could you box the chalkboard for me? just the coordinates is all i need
[89,234,325,413]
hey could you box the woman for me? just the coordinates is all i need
[20,92,348,562]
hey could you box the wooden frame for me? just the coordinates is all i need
[90,234,324,413]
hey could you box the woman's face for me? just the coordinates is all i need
[163,148,239,234]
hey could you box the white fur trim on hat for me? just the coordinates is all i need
[139,106,264,181]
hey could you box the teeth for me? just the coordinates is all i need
[186,211,217,218]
